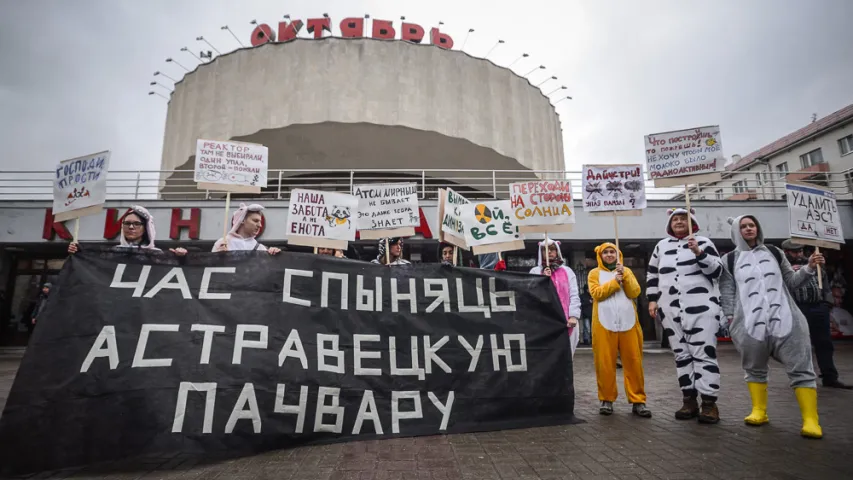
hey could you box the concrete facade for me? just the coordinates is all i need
[160,38,564,189]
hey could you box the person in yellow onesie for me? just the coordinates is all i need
[589,242,651,418]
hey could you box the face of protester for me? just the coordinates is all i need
[41,287,50,295]
[317,247,334,256]
[670,214,689,236]
[601,247,619,265]
[122,213,145,242]
[541,245,559,262]
[441,246,454,263]
[238,212,263,237]
[390,242,402,258]
[788,249,805,261]
[740,217,759,245]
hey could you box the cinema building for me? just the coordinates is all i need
[2,16,853,346]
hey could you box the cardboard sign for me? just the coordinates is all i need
[645,126,723,186]
[194,139,269,194]
[786,183,845,248]
[459,200,525,254]
[353,183,420,239]
[439,188,470,248]
[509,180,575,233]
[52,151,111,222]
[286,189,359,249]
[581,164,647,213]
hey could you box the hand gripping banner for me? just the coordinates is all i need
[0,251,575,474]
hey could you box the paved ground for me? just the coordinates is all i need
[2,343,853,479]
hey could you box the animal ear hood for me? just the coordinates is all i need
[665,207,700,237]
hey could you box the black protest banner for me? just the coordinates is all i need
[0,251,574,474]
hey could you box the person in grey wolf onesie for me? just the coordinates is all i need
[647,208,725,424]
[720,214,826,439]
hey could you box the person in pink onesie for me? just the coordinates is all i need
[530,239,581,357]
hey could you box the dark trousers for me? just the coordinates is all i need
[798,302,838,382]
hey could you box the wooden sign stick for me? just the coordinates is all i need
[453,246,458,266]
[684,184,693,237]
[73,218,81,244]
[545,233,550,269]
[385,238,391,265]
[613,210,620,253]
[223,192,231,248]
[816,246,823,290]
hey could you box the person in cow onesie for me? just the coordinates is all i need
[530,239,580,357]
[647,207,725,424]
[720,215,825,439]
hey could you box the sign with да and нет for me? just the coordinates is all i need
[460,200,525,254]
[786,183,845,248]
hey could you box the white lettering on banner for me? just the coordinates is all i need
[278,329,308,368]
[389,336,425,380]
[353,334,382,376]
[172,382,217,433]
[392,278,417,313]
[490,334,528,372]
[225,383,261,434]
[233,325,268,364]
[191,324,226,364]
[283,269,313,306]
[143,268,193,299]
[391,391,423,434]
[199,267,236,300]
[423,335,451,374]
[110,264,151,297]
[457,335,484,372]
[317,334,345,374]
[132,324,180,368]
[274,384,309,433]
[80,325,119,372]
[455,278,490,318]
[315,386,345,434]
[321,272,349,309]
[424,279,451,313]
[352,390,383,435]
[428,392,455,431]
[488,278,515,312]
[356,275,382,311]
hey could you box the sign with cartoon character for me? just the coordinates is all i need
[786,182,845,248]
[352,183,420,240]
[286,188,359,249]
[194,139,269,194]
[581,164,647,213]
[459,200,525,254]
[508,180,575,234]
[52,150,111,223]
[644,125,723,187]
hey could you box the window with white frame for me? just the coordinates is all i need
[800,148,824,168]
[776,162,789,173]
[733,180,747,194]
[715,189,724,200]
[755,172,763,186]
[840,134,853,156]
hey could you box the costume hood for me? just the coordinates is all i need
[728,214,764,251]
[665,207,700,238]
[229,203,264,238]
[594,242,623,269]
[537,238,564,266]
[377,237,403,261]
[120,205,156,249]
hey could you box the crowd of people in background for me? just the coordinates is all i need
[50,203,853,438]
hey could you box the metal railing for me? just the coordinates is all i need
[1,168,851,202]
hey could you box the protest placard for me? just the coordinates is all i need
[509,180,575,234]
[459,200,525,254]
[194,139,269,194]
[286,189,359,249]
[644,125,723,187]
[581,164,646,214]
[353,183,420,240]
[52,151,110,223]
[786,182,845,249]
[439,188,470,249]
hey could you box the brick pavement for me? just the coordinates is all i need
[2,343,853,479]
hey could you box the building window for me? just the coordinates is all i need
[733,180,747,194]
[715,189,724,200]
[840,134,853,156]
[800,148,824,168]
[755,172,763,186]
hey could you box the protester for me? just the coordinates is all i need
[647,208,724,424]
[439,242,457,266]
[530,239,580,357]
[67,206,186,256]
[371,238,411,265]
[782,240,851,389]
[317,248,345,258]
[589,243,650,417]
[28,283,51,331]
[721,215,825,438]
[580,284,593,345]
[212,203,280,254]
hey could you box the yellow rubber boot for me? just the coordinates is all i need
[795,387,822,439]
[744,382,769,426]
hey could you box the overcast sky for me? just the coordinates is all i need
[1,0,852,172]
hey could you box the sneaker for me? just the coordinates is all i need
[675,395,699,420]
[599,401,613,415]
[823,379,853,389]
[632,403,652,418]
[698,400,720,424]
